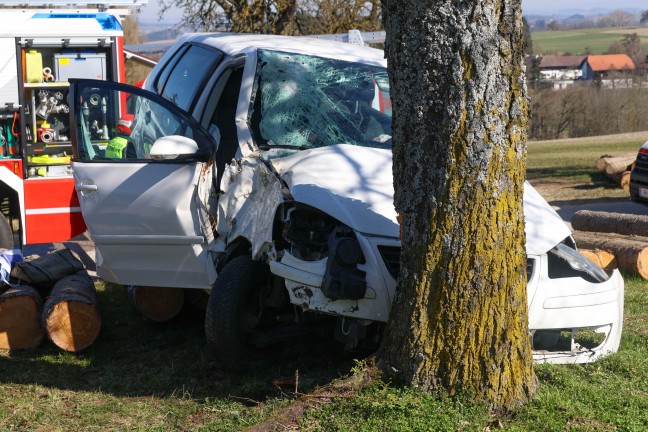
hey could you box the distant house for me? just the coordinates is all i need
[580,54,635,80]
[538,55,586,81]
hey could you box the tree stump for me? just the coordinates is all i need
[127,286,184,322]
[572,210,648,238]
[572,230,648,279]
[42,271,101,352]
[0,285,44,350]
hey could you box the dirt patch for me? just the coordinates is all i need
[244,363,380,431]
[530,179,630,206]
[602,28,648,37]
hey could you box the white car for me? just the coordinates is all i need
[68,34,624,365]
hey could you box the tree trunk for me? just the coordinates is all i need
[127,285,184,322]
[378,0,536,410]
[571,210,648,237]
[0,285,44,349]
[572,230,648,279]
[602,155,635,175]
[42,271,101,352]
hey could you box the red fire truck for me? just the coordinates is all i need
[0,1,148,249]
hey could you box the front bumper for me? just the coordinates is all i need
[529,269,624,364]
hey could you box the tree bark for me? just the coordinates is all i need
[42,271,101,352]
[378,0,536,410]
[571,210,648,237]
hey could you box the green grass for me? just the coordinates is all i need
[1,274,646,430]
[2,132,648,430]
[531,27,648,55]
[303,278,648,431]
[0,282,350,431]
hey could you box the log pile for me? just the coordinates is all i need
[572,210,648,279]
[0,249,100,351]
[595,154,636,190]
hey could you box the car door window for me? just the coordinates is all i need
[69,80,215,162]
[157,45,223,112]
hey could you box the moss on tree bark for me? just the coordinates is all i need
[378,0,536,410]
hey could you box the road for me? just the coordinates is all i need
[553,199,647,223]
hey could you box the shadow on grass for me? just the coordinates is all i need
[0,283,359,402]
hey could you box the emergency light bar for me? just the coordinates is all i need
[0,1,148,6]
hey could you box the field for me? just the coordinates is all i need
[1,132,648,430]
[532,27,648,55]
[527,131,648,203]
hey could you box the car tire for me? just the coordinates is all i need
[0,213,14,250]
[205,254,273,368]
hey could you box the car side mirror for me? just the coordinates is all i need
[149,135,200,160]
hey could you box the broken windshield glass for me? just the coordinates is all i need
[249,50,392,152]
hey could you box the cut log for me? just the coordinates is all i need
[604,170,631,190]
[578,249,618,271]
[604,155,636,175]
[595,155,612,172]
[572,210,648,238]
[0,285,44,350]
[595,154,635,174]
[572,230,648,279]
[127,285,184,322]
[42,271,101,352]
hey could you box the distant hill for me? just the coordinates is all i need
[140,22,181,42]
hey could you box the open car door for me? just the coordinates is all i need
[69,80,219,289]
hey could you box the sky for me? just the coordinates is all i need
[136,0,648,25]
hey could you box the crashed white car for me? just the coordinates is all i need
[68,34,624,365]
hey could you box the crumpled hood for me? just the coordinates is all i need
[270,144,571,255]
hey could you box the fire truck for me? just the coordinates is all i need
[0,1,148,249]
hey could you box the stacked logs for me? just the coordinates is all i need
[595,154,636,190]
[572,210,648,279]
[0,249,100,351]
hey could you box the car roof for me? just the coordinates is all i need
[175,33,387,67]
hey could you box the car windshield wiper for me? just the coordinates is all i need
[257,144,312,151]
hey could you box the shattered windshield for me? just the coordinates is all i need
[249,50,392,152]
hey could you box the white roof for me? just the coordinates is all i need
[176,33,387,66]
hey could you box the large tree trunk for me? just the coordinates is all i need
[378,0,536,409]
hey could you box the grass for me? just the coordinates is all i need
[2,131,648,430]
[531,27,648,55]
[2,277,645,431]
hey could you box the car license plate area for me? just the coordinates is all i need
[640,188,648,198]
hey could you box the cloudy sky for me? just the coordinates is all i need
[137,0,647,24]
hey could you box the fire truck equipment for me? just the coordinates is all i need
[25,50,43,83]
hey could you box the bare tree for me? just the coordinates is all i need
[295,0,382,35]
[158,0,298,34]
[122,12,151,85]
[606,10,636,27]
[378,0,536,410]
[641,10,648,26]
